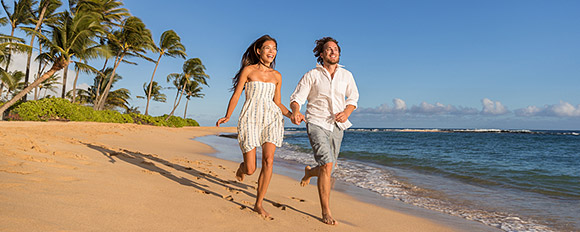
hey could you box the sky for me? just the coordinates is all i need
[3,0,580,129]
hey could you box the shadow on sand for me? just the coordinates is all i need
[82,142,319,221]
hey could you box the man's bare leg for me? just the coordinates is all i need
[236,148,257,181]
[300,165,319,186]
[254,143,275,218]
[318,163,337,225]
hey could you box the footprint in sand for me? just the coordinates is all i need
[241,200,252,205]
[223,195,234,201]
[196,189,210,195]
[291,197,306,202]
[271,202,287,210]
[224,187,240,194]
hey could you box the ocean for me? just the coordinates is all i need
[199,128,580,232]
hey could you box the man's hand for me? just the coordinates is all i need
[216,117,229,127]
[291,112,306,125]
[334,111,350,123]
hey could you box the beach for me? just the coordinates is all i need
[0,121,497,231]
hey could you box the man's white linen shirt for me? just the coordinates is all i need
[290,64,359,131]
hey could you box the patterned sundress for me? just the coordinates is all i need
[237,81,284,153]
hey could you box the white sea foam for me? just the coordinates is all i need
[275,144,556,232]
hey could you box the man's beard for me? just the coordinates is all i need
[325,57,340,65]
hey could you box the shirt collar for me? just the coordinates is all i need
[316,63,345,69]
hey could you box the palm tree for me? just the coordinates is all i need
[145,30,186,115]
[1,0,33,70]
[0,10,103,119]
[90,0,129,101]
[0,70,25,98]
[70,59,101,103]
[32,50,52,99]
[66,0,126,100]
[68,67,129,111]
[22,0,61,101]
[166,72,186,118]
[137,81,166,103]
[36,72,59,98]
[104,87,130,111]
[0,34,27,96]
[183,80,203,119]
[93,16,155,110]
[165,58,208,120]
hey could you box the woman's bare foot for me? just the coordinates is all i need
[322,212,338,225]
[235,162,245,182]
[254,205,271,218]
[300,166,312,186]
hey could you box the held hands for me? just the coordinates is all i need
[215,117,230,127]
[291,112,306,125]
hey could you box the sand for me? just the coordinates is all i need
[0,121,459,231]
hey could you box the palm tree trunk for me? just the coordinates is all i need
[34,42,44,100]
[0,57,67,120]
[23,2,48,101]
[95,52,124,110]
[4,27,15,71]
[95,59,109,102]
[183,98,189,119]
[166,84,185,121]
[71,66,80,103]
[145,54,162,115]
[60,63,69,98]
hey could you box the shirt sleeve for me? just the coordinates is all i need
[289,72,312,110]
[345,74,359,109]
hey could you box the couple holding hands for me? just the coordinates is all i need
[216,35,359,225]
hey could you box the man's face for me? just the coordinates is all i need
[321,41,340,65]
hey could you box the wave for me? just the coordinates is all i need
[340,128,580,135]
[274,145,555,232]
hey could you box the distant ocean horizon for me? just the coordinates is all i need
[276,127,579,232]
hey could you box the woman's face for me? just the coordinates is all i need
[257,40,277,64]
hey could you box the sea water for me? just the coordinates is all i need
[275,128,580,232]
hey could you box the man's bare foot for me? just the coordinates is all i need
[300,166,312,187]
[322,212,338,225]
[254,205,271,219]
[235,162,245,182]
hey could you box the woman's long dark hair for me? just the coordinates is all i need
[231,35,277,91]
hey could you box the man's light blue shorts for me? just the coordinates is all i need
[306,123,344,168]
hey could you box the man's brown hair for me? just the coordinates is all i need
[313,37,341,65]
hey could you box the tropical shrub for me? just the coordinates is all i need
[8,98,198,127]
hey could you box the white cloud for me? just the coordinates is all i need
[393,98,407,112]
[515,101,580,117]
[357,98,478,116]
[481,98,509,115]
[358,98,407,114]
[409,102,478,115]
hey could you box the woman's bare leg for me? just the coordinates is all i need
[236,148,257,181]
[254,143,275,217]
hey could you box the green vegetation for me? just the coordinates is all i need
[7,98,198,127]
[0,0,207,123]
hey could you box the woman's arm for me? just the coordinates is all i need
[274,72,292,119]
[216,68,249,126]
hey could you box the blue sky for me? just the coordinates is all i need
[4,0,580,129]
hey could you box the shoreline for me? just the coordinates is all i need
[197,134,500,232]
[0,121,490,231]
